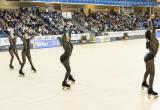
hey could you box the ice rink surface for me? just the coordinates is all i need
[0,39,160,110]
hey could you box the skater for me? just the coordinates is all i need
[3,26,22,69]
[18,26,36,76]
[142,14,159,98]
[60,26,75,89]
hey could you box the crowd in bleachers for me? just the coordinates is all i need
[74,10,160,35]
[1,7,160,37]
[0,7,83,38]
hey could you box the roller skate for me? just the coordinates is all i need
[142,81,149,90]
[62,81,71,90]
[68,75,75,84]
[19,70,25,77]
[31,66,37,73]
[9,64,14,70]
[148,88,159,99]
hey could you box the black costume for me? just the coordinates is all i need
[142,18,159,97]
[60,26,75,89]
[19,28,36,76]
[4,28,21,69]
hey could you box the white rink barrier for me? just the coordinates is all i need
[70,33,90,41]
[32,33,90,41]
[103,30,147,39]
[0,30,155,48]
[95,35,110,43]
[32,33,90,48]
[0,33,90,47]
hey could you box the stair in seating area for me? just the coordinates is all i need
[72,16,89,33]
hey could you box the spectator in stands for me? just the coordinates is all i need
[74,10,160,35]
[0,8,83,38]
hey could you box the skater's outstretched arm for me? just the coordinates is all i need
[69,26,72,41]
[62,27,67,44]
[151,19,156,37]
[30,35,35,40]
[149,14,156,37]
[62,29,71,56]
[146,17,159,57]
[68,26,73,53]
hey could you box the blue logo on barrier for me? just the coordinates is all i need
[156,31,160,38]
[33,39,60,49]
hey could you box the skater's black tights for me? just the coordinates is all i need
[9,47,14,66]
[9,47,21,66]
[20,49,35,72]
[62,60,71,82]
[26,50,34,68]
[143,59,155,87]
[20,50,26,72]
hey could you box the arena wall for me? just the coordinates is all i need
[0,1,152,15]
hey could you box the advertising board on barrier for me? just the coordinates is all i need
[33,35,61,40]
[156,29,160,39]
[127,30,146,36]
[0,37,22,46]
[32,33,90,46]
[33,34,90,41]
[104,30,146,40]
[96,35,110,43]
[0,33,91,49]
[33,39,60,49]
[156,32,160,38]
[71,33,90,41]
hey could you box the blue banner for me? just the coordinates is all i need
[32,0,156,6]
[33,39,61,49]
